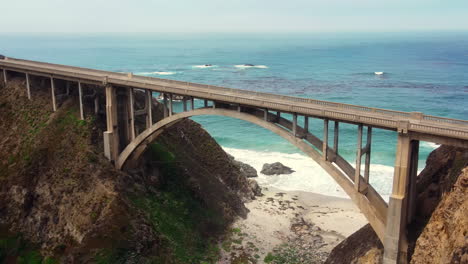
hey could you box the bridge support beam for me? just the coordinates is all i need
[25,73,31,100]
[103,85,119,162]
[78,81,84,120]
[3,69,6,84]
[183,96,187,112]
[304,116,309,132]
[332,121,339,162]
[163,93,168,117]
[146,90,152,128]
[168,94,173,116]
[190,97,194,110]
[383,133,418,264]
[323,119,329,160]
[292,113,297,136]
[128,88,136,140]
[50,77,57,112]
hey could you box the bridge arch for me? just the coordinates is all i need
[116,107,388,242]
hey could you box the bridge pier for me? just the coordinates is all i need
[127,87,136,140]
[332,121,339,162]
[25,73,31,100]
[146,90,152,128]
[190,97,195,110]
[323,119,329,160]
[163,93,168,117]
[50,77,57,112]
[168,94,173,116]
[383,133,419,264]
[78,81,84,120]
[3,69,6,84]
[103,85,119,162]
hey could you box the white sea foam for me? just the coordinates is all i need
[422,141,440,149]
[193,65,217,68]
[224,147,396,201]
[234,65,269,69]
[137,71,176,76]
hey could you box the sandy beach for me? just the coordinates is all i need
[218,187,367,263]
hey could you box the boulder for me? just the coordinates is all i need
[228,154,258,178]
[248,179,262,197]
[261,162,295,175]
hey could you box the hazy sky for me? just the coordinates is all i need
[1,0,467,33]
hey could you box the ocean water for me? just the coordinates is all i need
[1,32,467,199]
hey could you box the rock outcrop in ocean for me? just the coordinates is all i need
[261,162,295,175]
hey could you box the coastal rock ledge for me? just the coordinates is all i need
[261,162,295,175]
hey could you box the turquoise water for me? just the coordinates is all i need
[1,32,467,197]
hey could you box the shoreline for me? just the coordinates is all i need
[218,186,367,263]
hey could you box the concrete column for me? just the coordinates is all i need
[292,113,298,136]
[364,127,373,183]
[94,96,99,115]
[323,119,329,160]
[128,88,135,140]
[355,124,363,190]
[264,108,268,121]
[3,69,7,84]
[204,99,208,107]
[237,105,242,112]
[183,96,187,111]
[25,73,31,100]
[103,85,119,162]
[276,112,281,122]
[51,77,57,112]
[163,93,168,117]
[190,97,195,110]
[66,81,70,95]
[407,140,419,224]
[383,133,414,264]
[304,116,309,132]
[168,94,173,116]
[146,90,152,128]
[333,122,339,155]
[78,81,84,120]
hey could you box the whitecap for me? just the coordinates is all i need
[136,71,176,76]
[422,142,440,149]
[193,65,217,69]
[234,64,269,69]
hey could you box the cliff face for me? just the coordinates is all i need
[326,145,468,264]
[0,76,256,263]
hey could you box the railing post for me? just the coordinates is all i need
[383,133,415,264]
[354,124,363,190]
[25,73,31,100]
[323,119,329,160]
[50,77,57,112]
[78,81,84,120]
[103,85,119,162]
[128,88,135,140]
[146,90,152,128]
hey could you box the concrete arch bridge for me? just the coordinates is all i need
[1,57,467,264]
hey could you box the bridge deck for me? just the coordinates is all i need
[1,57,467,142]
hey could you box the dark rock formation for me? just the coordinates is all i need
[228,154,258,178]
[261,162,295,175]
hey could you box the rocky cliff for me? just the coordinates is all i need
[0,76,257,263]
[325,145,468,264]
